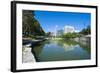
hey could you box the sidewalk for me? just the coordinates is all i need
[22,46,36,63]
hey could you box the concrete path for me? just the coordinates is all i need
[22,46,36,63]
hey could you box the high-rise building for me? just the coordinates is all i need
[64,25,75,33]
[57,29,63,36]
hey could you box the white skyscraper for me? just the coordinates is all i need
[64,25,75,33]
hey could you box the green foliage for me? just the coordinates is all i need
[22,10,45,38]
[46,32,52,37]
[62,32,79,38]
[80,25,91,35]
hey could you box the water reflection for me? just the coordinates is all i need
[31,39,91,62]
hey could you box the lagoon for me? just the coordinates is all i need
[30,39,91,62]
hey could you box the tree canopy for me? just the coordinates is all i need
[22,10,45,38]
[80,25,91,35]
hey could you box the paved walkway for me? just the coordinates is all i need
[22,46,36,63]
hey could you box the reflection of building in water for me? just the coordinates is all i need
[63,44,79,52]
[64,25,75,33]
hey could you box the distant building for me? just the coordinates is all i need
[64,25,75,33]
[50,32,55,36]
[57,29,63,36]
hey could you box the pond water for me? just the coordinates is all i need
[31,39,91,62]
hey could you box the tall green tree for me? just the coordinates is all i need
[80,25,91,35]
[22,10,45,38]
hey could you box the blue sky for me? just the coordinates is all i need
[33,10,91,33]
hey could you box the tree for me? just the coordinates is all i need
[46,32,51,37]
[22,10,45,38]
[80,25,91,35]
[62,32,79,38]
